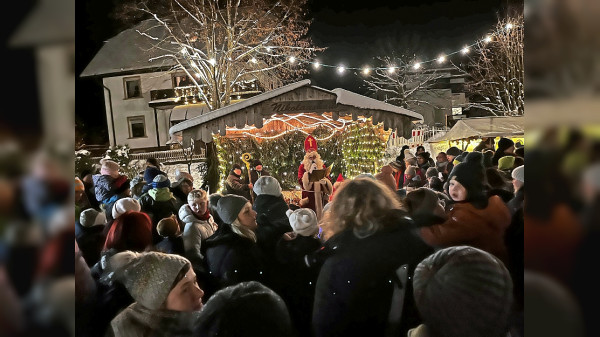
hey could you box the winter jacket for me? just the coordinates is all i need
[92,174,116,203]
[170,186,188,210]
[420,195,511,264]
[155,236,186,257]
[179,204,218,266]
[275,234,322,336]
[312,215,433,337]
[203,225,268,295]
[76,225,106,267]
[139,189,180,243]
[224,173,251,200]
[253,194,293,257]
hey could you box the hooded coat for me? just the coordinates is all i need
[139,189,180,244]
[224,171,251,200]
[178,204,218,266]
[107,303,200,337]
[92,174,116,203]
[312,215,433,337]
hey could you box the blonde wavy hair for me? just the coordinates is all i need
[302,151,324,170]
[322,178,405,239]
[231,219,257,243]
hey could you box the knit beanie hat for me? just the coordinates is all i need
[112,197,142,219]
[447,152,486,202]
[512,165,524,183]
[195,281,293,337]
[157,215,180,238]
[404,149,416,160]
[389,161,403,171]
[100,159,120,177]
[253,176,282,197]
[426,167,439,179]
[75,177,85,192]
[217,195,249,225]
[454,151,470,164]
[413,246,513,337]
[113,176,130,195]
[446,146,461,157]
[497,137,515,152]
[498,156,516,171]
[286,208,318,237]
[104,211,153,252]
[252,159,262,167]
[152,174,171,189]
[79,208,106,228]
[102,251,190,310]
[171,169,194,188]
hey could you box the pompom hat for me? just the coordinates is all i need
[286,208,318,237]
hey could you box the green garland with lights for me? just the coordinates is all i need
[213,121,387,192]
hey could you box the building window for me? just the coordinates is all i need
[127,116,146,138]
[124,77,142,99]
[172,74,192,88]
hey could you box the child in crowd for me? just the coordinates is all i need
[93,159,127,208]
[155,215,185,256]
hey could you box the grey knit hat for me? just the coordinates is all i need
[413,246,513,337]
[253,176,282,197]
[217,195,249,225]
[426,167,439,179]
[79,208,106,227]
[286,208,318,236]
[152,174,171,189]
[102,251,190,310]
[512,165,524,183]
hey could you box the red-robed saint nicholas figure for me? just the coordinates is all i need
[297,135,333,220]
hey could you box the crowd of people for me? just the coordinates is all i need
[69,135,532,337]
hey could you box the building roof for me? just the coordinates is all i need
[169,79,423,143]
[80,19,178,78]
[427,116,524,143]
[10,0,74,47]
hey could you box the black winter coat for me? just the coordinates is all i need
[203,225,269,298]
[253,194,293,257]
[312,216,433,337]
[75,225,106,267]
[138,193,180,244]
[155,236,186,257]
[275,235,323,337]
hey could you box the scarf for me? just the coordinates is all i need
[149,187,173,202]
[110,303,200,337]
[194,208,211,221]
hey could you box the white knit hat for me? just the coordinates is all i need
[80,208,107,228]
[404,149,416,160]
[511,165,524,183]
[286,208,318,237]
[112,197,142,219]
[253,176,282,197]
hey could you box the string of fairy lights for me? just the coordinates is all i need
[179,21,520,78]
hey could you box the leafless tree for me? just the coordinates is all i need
[464,14,524,116]
[362,55,451,110]
[116,0,322,110]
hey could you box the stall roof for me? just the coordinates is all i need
[427,116,524,143]
[169,80,423,143]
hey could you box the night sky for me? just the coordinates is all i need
[76,0,520,144]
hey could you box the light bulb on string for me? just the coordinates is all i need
[313,61,320,69]
[337,66,345,74]
[505,23,513,30]
[484,35,493,43]
[461,46,470,54]
[289,56,296,64]
[437,55,446,64]
[388,67,396,74]
[413,62,421,70]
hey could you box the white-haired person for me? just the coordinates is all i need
[313,178,433,337]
